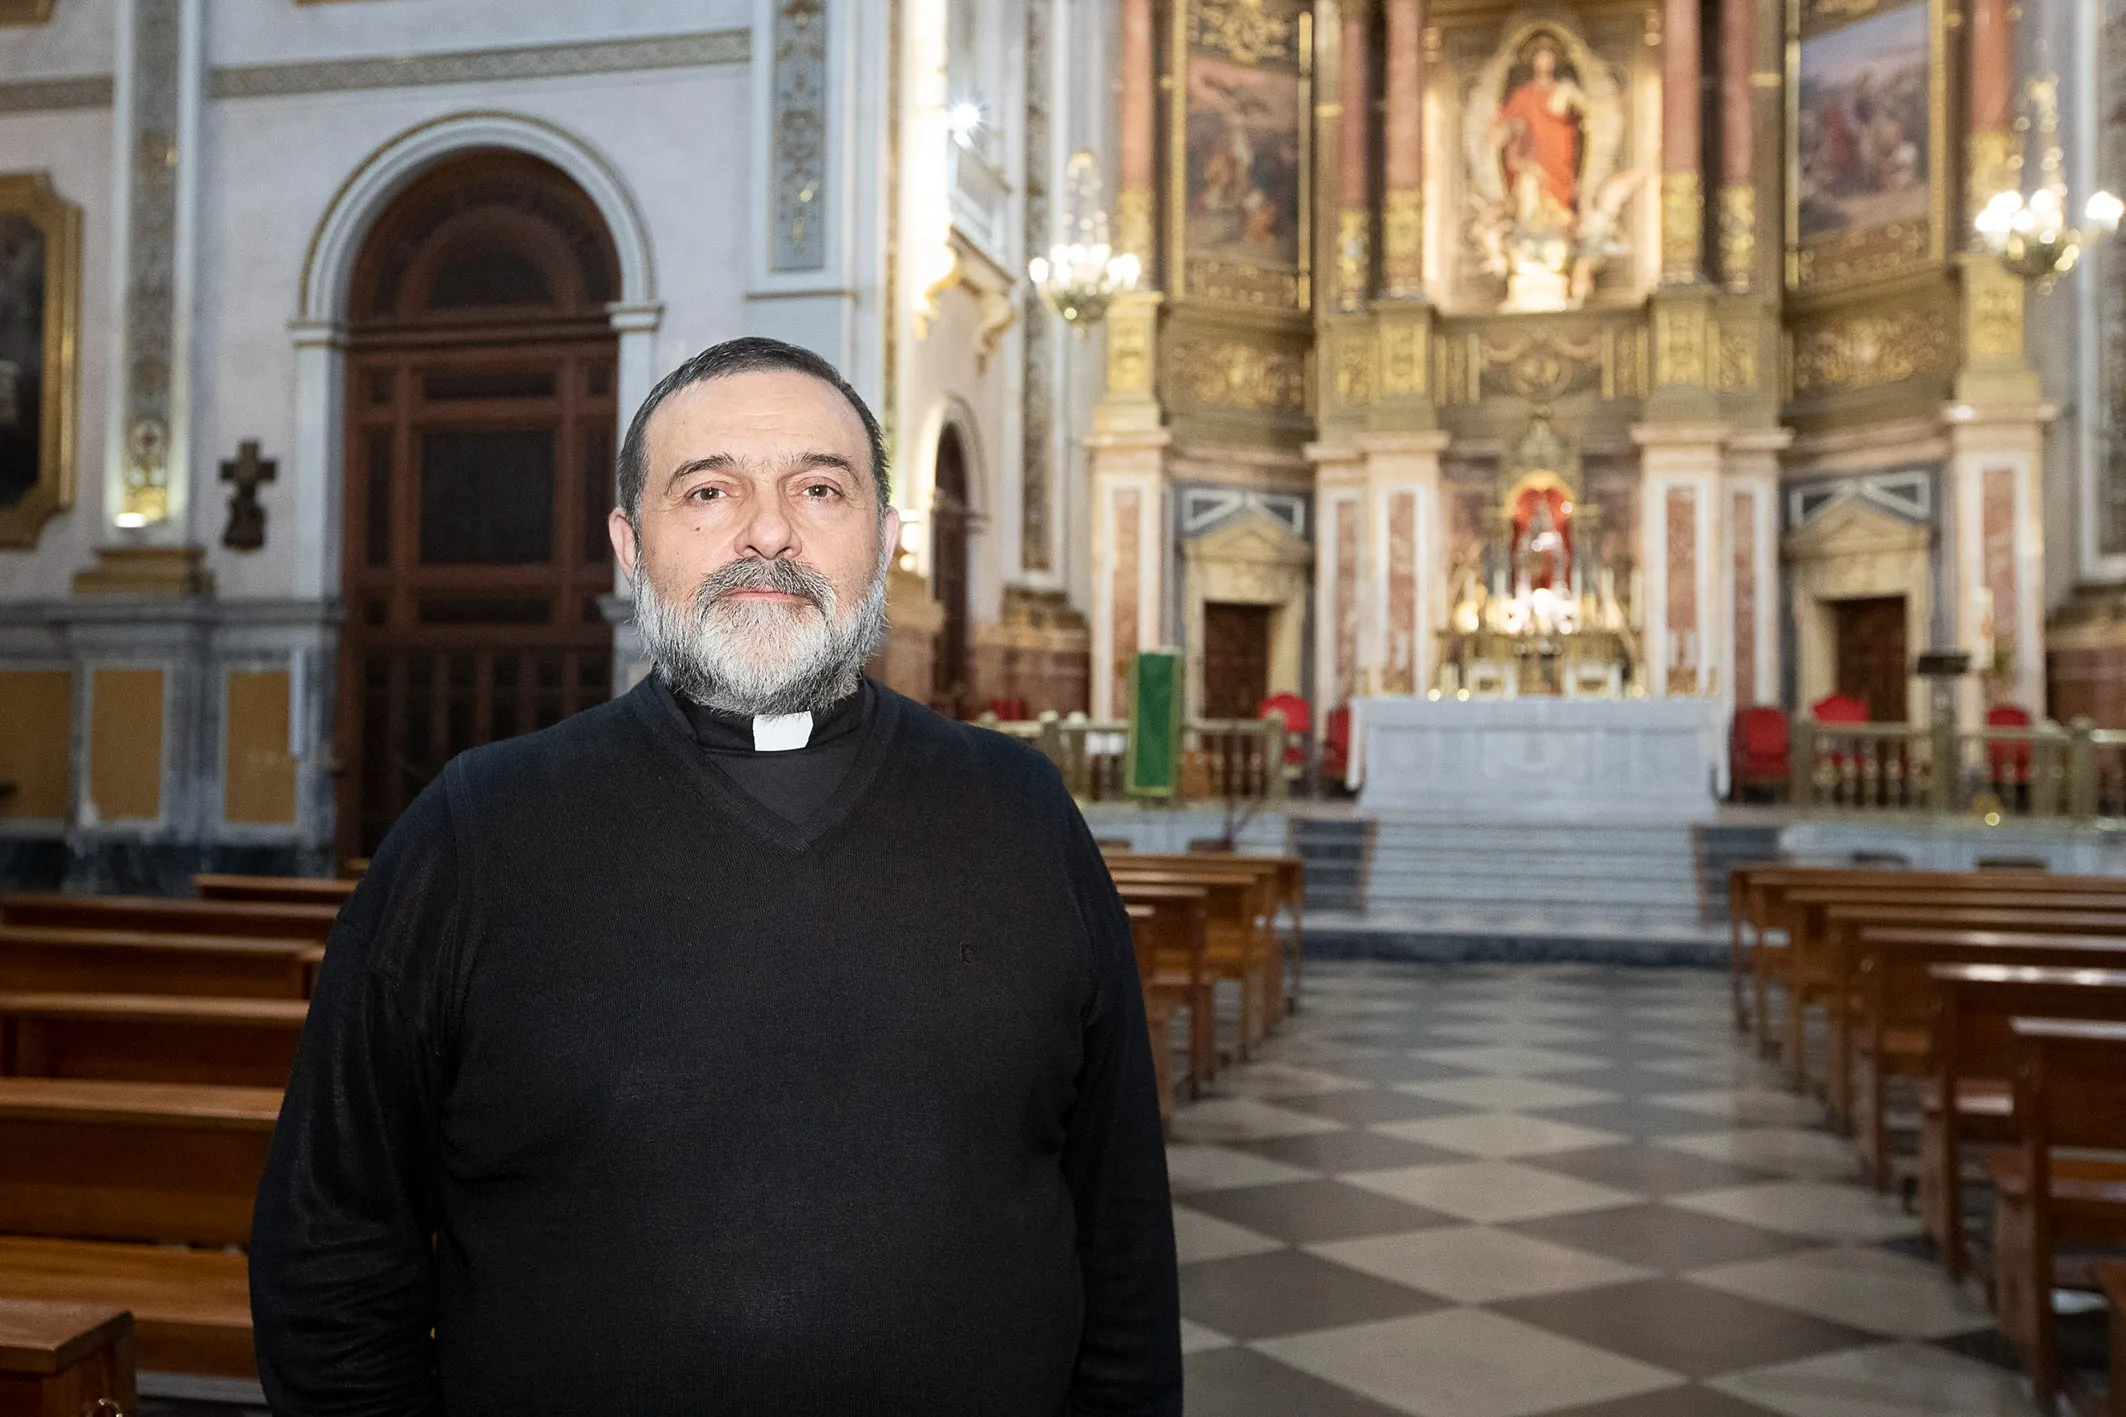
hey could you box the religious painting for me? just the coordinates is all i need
[0,173,79,548]
[1461,17,1638,313]
[1787,0,1946,292]
[1176,0,1309,309]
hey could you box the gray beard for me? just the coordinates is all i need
[632,540,891,717]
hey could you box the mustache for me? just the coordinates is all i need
[692,557,836,613]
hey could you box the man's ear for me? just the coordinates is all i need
[880,506,903,568]
[608,507,640,578]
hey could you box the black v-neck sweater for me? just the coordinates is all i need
[249,678,1182,1416]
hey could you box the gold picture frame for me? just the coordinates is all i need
[1784,0,1949,295]
[1167,0,1314,312]
[0,1,57,25]
[0,171,81,549]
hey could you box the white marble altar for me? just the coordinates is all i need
[1350,696,1725,818]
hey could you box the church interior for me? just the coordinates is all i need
[5,0,2126,1412]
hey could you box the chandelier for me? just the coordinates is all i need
[1027,151,1141,330]
[1974,76,2124,282]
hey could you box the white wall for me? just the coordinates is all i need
[203,0,749,66]
[0,0,114,79]
[191,61,752,600]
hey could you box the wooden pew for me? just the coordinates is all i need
[1126,906,1176,1130]
[1821,901,2126,1116]
[0,927,320,1000]
[0,1297,136,1415]
[0,894,338,943]
[1107,865,1279,1057]
[1113,883,1215,1092]
[1774,887,2126,1093]
[1733,865,2115,1041]
[194,873,356,907]
[0,1238,250,1380]
[0,993,307,1087]
[1991,1018,2126,1409]
[1835,927,2126,1183]
[0,1078,279,1247]
[1921,962,2126,1279]
[1106,851,1305,1013]
[2098,1261,2126,1417]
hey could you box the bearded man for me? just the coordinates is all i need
[250,337,1182,1415]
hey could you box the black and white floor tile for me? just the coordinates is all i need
[1171,962,2056,1417]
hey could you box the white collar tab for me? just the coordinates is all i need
[751,712,814,752]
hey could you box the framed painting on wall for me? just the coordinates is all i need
[1786,0,1947,293]
[0,172,80,548]
[1171,0,1312,310]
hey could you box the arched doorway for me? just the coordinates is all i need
[336,150,622,858]
[931,425,973,717]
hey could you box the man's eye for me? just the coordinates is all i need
[688,486,725,501]
[801,483,841,499]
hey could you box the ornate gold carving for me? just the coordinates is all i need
[1381,187,1422,296]
[1379,318,1428,398]
[1654,299,1710,388]
[1184,258,1304,308]
[1334,333,1376,407]
[1716,320,1760,392]
[1115,186,1154,268]
[1104,295,1158,395]
[1789,306,1956,398]
[1188,0,1296,65]
[0,171,80,549]
[1336,208,1369,313]
[1799,0,1886,23]
[1169,333,1306,411]
[1661,171,1702,285]
[1433,331,1472,404]
[1964,257,2025,362]
[1719,185,1755,292]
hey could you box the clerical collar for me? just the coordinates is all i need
[676,678,872,755]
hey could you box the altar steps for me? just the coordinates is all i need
[1297,813,1727,965]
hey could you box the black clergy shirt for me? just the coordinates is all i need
[249,676,1182,1416]
[678,678,872,828]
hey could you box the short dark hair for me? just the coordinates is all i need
[616,336,890,523]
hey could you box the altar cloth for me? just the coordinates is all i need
[1350,695,1725,818]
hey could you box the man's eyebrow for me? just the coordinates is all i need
[664,453,733,489]
[795,452,857,474]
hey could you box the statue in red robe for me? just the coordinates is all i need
[1490,41,1586,235]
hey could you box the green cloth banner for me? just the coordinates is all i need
[1126,650,1182,798]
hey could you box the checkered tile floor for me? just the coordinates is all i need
[1171,962,2050,1417]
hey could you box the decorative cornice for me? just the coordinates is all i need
[0,74,113,113]
[209,29,749,101]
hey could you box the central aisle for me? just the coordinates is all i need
[1169,962,2042,1417]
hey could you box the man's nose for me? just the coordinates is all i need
[733,494,797,561]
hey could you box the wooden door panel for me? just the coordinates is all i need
[1834,596,1908,722]
[1203,603,1272,720]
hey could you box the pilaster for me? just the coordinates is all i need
[1087,427,1170,719]
[1723,428,1791,709]
[1308,440,1367,709]
[1632,422,1730,703]
[1942,399,2055,720]
[1356,431,1448,696]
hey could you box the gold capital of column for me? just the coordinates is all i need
[1336,208,1370,314]
[1661,172,1703,285]
[1114,186,1155,272]
[1967,129,2017,220]
[1718,185,1755,293]
[1096,290,1166,432]
[1381,189,1423,296]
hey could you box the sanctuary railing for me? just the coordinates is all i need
[1790,714,2126,823]
[974,711,1290,806]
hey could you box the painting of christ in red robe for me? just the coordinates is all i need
[1490,39,1586,234]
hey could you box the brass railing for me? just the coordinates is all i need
[976,711,1290,805]
[1790,715,2126,822]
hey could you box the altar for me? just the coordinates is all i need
[1350,696,1725,819]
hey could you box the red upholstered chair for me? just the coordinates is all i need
[1321,706,1352,787]
[1811,693,1870,725]
[985,697,1027,723]
[1731,706,1790,802]
[1987,703,2033,787]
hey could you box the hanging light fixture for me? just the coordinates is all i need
[1027,151,1141,331]
[1974,76,2124,282]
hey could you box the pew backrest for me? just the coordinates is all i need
[0,894,339,942]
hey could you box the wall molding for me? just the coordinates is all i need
[0,75,113,113]
[209,29,748,102]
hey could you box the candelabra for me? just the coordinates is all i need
[1026,152,1141,330]
[1974,77,2124,282]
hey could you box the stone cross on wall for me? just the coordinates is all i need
[219,440,276,551]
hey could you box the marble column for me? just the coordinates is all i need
[1380,0,1423,296]
[1661,0,1702,285]
[1357,432,1446,696]
[1336,0,1372,313]
[1947,405,2054,720]
[1718,0,1755,291]
[1723,429,1790,709]
[1968,0,2016,211]
[1310,445,1368,708]
[1087,430,1170,718]
[1115,0,1157,268]
[1632,424,1728,701]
